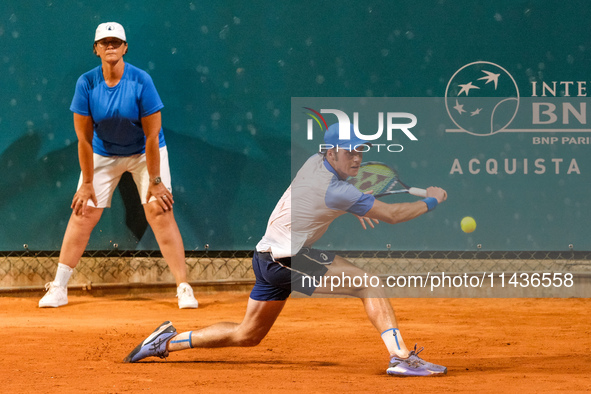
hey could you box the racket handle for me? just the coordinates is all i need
[408,187,427,197]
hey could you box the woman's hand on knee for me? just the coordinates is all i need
[71,183,98,216]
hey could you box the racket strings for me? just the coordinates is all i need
[349,164,399,195]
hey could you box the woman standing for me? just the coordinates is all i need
[39,22,198,309]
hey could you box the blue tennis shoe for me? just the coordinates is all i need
[387,344,447,377]
[123,321,177,363]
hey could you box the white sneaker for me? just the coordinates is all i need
[39,282,68,308]
[177,283,198,309]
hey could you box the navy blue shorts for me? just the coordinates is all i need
[249,248,334,301]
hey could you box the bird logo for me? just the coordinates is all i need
[445,61,519,136]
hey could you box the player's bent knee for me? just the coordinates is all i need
[240,337,263,347]
[232,327,268,347]
[234,334,264,347]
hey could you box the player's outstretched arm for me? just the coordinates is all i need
[364,187,447,225]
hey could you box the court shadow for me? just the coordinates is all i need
[138,359,339,367]
[37,300,95,308]
[120,297,157,301]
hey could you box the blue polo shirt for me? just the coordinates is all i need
[70,63,165,156]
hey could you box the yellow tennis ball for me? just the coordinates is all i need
[461,216,476,233]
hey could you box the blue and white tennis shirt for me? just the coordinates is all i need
[256,153,376,259]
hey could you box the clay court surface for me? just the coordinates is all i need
[1,291,590,393]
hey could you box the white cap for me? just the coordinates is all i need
[94,22,126,42]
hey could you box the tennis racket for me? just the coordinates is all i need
[348,162,427,198]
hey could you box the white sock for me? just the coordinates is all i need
[168,331,193,352]
[54,263,73,287]
[381,328,409,358]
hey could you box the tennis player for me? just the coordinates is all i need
[124,123,448,376]
[38,22,198,309]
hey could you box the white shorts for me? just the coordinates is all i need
[77,146,172,208]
